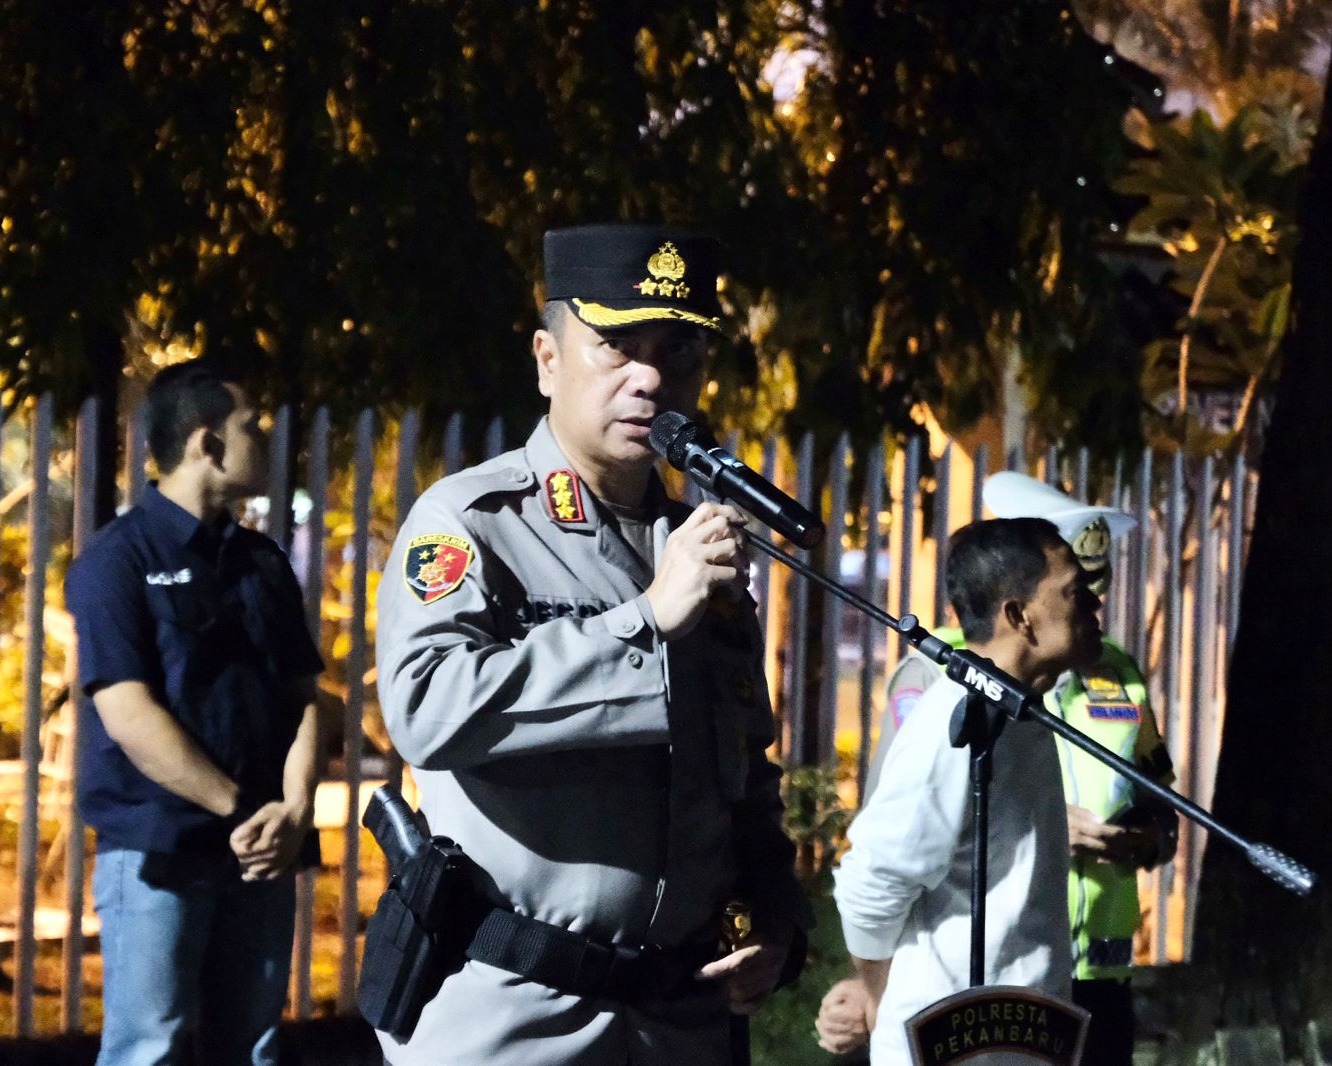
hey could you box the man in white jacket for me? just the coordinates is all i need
[819,517,1104,1063]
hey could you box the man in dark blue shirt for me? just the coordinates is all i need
[65,360,324,1066]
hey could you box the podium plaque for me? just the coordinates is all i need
[906,985,1089,1065]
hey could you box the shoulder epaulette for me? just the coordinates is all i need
[435,455,536,511]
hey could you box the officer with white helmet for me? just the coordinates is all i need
[980,473,1175,1066]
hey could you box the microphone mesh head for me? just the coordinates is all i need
[648,411,694,467]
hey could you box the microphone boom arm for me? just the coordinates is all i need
[745,531,1316,897]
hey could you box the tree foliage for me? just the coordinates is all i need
[1077,0,1331,123]
[0,1,1168,459]
[0,1,523,431]
[739,0,1149,453]
[0,3,169,437]
[450,0,817,439]
[1117,105,1304,454]
[1073,0,1328,459]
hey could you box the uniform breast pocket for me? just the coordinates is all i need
[239,581,282,653]
[146,586,221,679]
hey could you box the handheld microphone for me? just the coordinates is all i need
[648,412,825,549]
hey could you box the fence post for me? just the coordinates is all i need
[1226,452,1246,654]
[932,444,952,627]
[385,409,421,794]
[1132,451,1153,672]
[819,435,850,766]
[757,439,783,756]
[267,405,293,549]
[972,443,988,522]
[338,409,375,1013]
[753,438,778,620]
[856,441,886,806]
[484,416,505,460]
[1154,450,1185,961]
[1105,455,1125,640]
[1165,452,1185,760]
[125,402,147,507]
[396,408,421,523]
[1183,454,1217,956]
[61,397,100,1032]
[292,406,331,1020]
[15,393,53,1037]
[787,433,816,765]
[444,413,465,475]
[896,437,921,658]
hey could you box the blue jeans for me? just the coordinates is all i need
[93,848,296,1066]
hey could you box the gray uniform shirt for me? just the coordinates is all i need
[374,418,804,1066]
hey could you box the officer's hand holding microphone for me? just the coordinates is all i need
[646,501,751,640]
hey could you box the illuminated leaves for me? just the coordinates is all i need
[1119,105,1303,447]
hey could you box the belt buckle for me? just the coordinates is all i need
[599,942,643,997]
[620,942,663,1001]
[632,941,717,1005]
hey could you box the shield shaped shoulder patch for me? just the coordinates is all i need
[403,534,473,604]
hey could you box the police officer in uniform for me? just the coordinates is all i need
[983,473,1175,1066]
[374,224,808,1066]
[827,473,1175,1065]
[66,361,323,1066]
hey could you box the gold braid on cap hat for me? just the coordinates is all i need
[570,298,722,332]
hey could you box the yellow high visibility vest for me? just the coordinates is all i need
[1051,639,1171,981]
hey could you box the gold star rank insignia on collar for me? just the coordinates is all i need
[403,533,473,603]
[545,469,586,523]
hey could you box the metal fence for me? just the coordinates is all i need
[1,397,1251,1036]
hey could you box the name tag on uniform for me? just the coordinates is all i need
[1087,704,1141,722]
[146,568,193,586]
[514,596,610,627]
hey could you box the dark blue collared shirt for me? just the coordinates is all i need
[65,485,324,852]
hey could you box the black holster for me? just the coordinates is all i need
[357,788,478,1039]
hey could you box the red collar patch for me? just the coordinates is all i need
[545,469,586,523]
[404,534,473,604]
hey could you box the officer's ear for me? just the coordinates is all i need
[1001,598,1031,640]
[533,329,560,399]
[188,424,226,469]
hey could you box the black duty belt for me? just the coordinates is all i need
[465,906,718,1003]
[1086,937,1134,968]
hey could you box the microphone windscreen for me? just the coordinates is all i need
[648,411,696,467]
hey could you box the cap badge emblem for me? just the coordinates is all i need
[1071,516,1111,568]
[636,242,690,300]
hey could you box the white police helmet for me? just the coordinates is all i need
[982,472,1136,595]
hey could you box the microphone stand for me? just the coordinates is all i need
[744,530,1316,986]
[949,691,1006,987]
